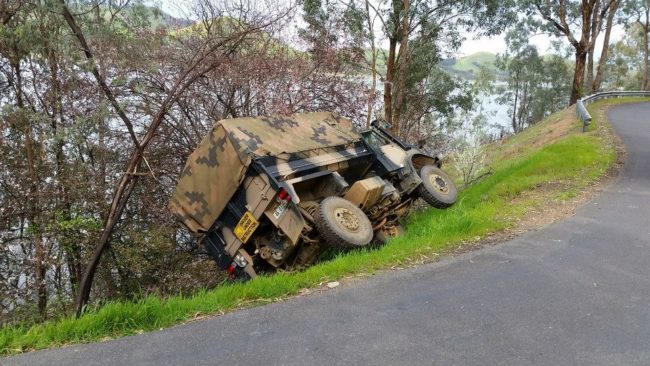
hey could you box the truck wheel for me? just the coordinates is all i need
[374,224,405,245]
[417,165,457,209]
[314,197,373,249]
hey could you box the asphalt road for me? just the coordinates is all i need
[4,103,650,366]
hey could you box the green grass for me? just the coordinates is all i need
[1,97,647,355]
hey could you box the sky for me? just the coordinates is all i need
[458,25,626,57]
[155,0,626,59]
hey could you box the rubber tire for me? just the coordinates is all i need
[417,165,457,209]
[373,224,405,245]
[314,197,374,249]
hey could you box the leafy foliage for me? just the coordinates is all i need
[496,30,571,132]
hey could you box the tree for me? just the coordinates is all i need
[621,0,650,90]
[523,0,618,104]
[377,0,515,136]
[363,0,379,127]
[497,46,544,133]
[591,0,620,93]
[0,0,69,319]
[496,30,571,132]
[603,24,648,89]
[301,0,514,138]
[300,0,366,70]
[56,0,295,316]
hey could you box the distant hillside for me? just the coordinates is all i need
[362,50,502,80]
[93,4,193,29]
[449,52,498,72]
[172,16,302,58]
[440,52,502,79]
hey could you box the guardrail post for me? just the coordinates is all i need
[576,99,591,132]
[582,117,591,132]
[576,91,650,132]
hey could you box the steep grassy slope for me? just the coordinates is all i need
[1,98,647,355]
[450,52,498,72]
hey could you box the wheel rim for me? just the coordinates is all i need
[429,173,449,194]
[333,207,360,232]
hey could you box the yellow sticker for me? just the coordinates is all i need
[233,211,259,243]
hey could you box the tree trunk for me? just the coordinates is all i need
[74,163,138,315]
[570,46,588,105]
[384,38,396,126]
[45,38,80,295]
[593,0,619,93]
[364,0,377,128]
[511,73,519,133]
[383,1,402,127]
[516,82,530,133]
[392,0,410,137]
[585,0,602,93]
[641,23,650,90]
[586,48,595,92]
[14,60,48,317]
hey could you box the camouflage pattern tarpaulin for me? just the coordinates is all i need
[169,112,360,233]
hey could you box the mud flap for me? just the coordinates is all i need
[202,230,232,270]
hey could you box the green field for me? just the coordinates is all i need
[447,51,498,73]
[1,98,646,355]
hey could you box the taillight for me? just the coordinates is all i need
[278,188,291,202]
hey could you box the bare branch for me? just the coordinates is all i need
[58,0,142,150]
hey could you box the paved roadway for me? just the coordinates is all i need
[4,103,650,366]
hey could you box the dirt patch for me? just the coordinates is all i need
[495,107,579,162]
[527,107,579,148]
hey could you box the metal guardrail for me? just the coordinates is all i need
[576,91,650,132]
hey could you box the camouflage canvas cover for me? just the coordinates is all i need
[170,112,360,233]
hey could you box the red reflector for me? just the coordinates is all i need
[278,188,289,200]
[227,265,235,274]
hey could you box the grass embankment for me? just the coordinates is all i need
[1,98,647,355]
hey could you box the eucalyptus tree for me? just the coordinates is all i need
[602,24,647,89]
[590,0,620,93]
[301,0,515,139]
[496,30,571,133]
[497,45,545,133]
[376,0,515,137]
[0,0,97,319]
[520,0,619,104]
[621,0,650,90]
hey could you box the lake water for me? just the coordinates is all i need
[360,75,513,137]
[476,91,512,135]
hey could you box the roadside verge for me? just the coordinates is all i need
[1,97,647,355]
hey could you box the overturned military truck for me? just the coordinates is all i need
[170,112,457,278]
